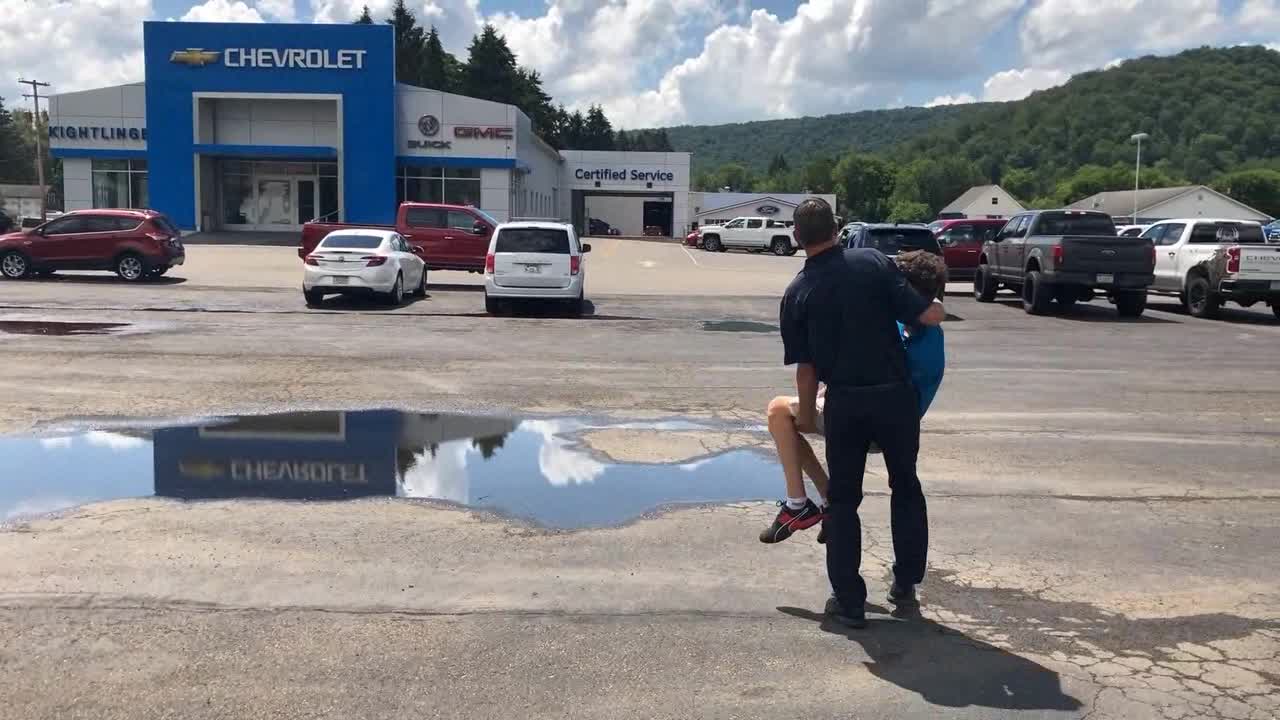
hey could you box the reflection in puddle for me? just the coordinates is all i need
[2,410,778,528]
[702,320,778,333]
[0,320,129,336]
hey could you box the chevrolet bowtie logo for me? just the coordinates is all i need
[170,48,221,66]
[179,459,228,480]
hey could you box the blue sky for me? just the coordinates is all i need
[6,0,1277,127]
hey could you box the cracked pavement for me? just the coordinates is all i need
[1,244,1279,718]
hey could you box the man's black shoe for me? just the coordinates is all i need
[887,582,919,608]
[824,595,868,629]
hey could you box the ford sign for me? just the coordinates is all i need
[757,205,781,216]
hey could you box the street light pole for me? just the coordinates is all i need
[1130,132,1149,225]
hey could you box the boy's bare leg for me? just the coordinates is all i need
[767,396,808,500]
[797,433,830,502]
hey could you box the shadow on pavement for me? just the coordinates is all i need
[16,273,187,286]
[307,295,432,312]
[778,605,1084,712]
[426,282,485,293]
[1145,296,1280,325]
[992,297,1178,324]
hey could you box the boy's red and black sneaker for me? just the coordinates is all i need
[759,499,823,544]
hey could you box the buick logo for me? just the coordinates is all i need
[418,115,441,137]
[757,205,780,216]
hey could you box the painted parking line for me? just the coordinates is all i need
[681,246,700,266]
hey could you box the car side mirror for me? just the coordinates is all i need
[472,222,488,236]
[410,245,424,255]
[582,243,592,253]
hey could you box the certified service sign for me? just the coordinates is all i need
[418,115,441,137]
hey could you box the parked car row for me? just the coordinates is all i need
[299,205,591,316]
[0,208,185,281]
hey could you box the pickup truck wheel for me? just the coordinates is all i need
[973,266,997,302]
[770,237,791,256]
[1115,291,1147,318]
[1184,275,1221,319]
[1021,271,1053,315]
[703,235,723,252]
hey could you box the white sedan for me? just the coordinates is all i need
[303,229,427,306]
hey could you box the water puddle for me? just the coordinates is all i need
[1,410,781,529]
[702,320,778,333]
[0,320,129,336]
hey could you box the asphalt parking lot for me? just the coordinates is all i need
[1,239,1278,720]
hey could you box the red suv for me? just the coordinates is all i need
[929,218,1008,281]
[0,209,185,282]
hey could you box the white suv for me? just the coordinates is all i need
[484,221,590,315]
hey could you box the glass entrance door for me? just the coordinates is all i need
[297,179,317,224]
[256,177,295,228]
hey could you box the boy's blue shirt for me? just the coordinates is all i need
[898,322,945,416]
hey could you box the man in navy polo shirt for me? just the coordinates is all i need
[779,198,945,628]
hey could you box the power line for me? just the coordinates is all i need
[18,77,51,220]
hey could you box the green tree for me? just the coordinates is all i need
[887,200,930,223]
[353,4,373,23]
[833,153,895,222]
[420,25,459,92]
[0,97,33,184]
[801,157,836,193]
[583,105,615,151]
[461,24,522,105]
[710,163,755,192]
[767,153,789,177]
[387,0,426,86]
[1001,167,1038,203]
[514,68,557,142]
[1212,169,1280,217]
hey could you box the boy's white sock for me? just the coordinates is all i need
[786,496,808,511]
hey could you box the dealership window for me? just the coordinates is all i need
[219,160,336,227]
[397,165,481,208]
[92,159,148,209]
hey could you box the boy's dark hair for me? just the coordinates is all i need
[896,250,947,299]
[792,198,836,248]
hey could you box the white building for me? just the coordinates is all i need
[690,192,838,228]
[938,185,1026,220]
[1067,185,1272,224]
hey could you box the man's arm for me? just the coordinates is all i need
[794,363,820,433]
[915,299,945,327]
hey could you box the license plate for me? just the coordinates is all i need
[333,276,349,285]
[524,265,541,274]
[1097,274,1114,284]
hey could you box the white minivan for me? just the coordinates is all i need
[483,221,590,315]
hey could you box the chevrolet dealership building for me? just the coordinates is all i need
[47,21,695,236]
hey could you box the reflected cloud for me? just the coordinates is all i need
[400,440,473,505]
[521,420,606,487]
[39,437,73,449]
[84,431,146,451]
[5,496,81,520]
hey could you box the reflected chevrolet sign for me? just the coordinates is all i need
[177,458,368,483]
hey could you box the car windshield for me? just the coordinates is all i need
[496,228,571,253]
[1036,213,1116,236]
[864,228,940,255]
[320,234,384,249]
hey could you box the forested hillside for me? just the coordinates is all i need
[664,46,1280,221]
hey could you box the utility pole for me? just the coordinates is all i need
[1130,132,1149,225]
[18,78,51,221]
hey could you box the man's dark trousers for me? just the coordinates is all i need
[823,382,928,610]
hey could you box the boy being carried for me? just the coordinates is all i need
[760,249,948,543]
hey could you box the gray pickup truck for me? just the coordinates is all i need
[973,209,1155,317]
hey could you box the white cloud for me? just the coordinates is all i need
[256,0,297,21]
[1020,0,1224,70]
[179,0,266,22]
[1239,0,1280,32]
[84,431,147,451]
[565,0,1025,126]
[925,93,977,107]
[0,0,150,94]
[981,67,1071,102]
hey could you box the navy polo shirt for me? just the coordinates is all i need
[780,247,932,387]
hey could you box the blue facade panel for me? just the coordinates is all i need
[143,21,396,229]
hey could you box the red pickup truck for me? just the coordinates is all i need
[299,203,498,273]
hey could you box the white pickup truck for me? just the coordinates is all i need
[699,216,796,256]
[1141,218,1280,319]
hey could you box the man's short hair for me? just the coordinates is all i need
[896,250,947,299]
[792,198,836,248]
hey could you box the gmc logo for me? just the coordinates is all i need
[455,126,514,140]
